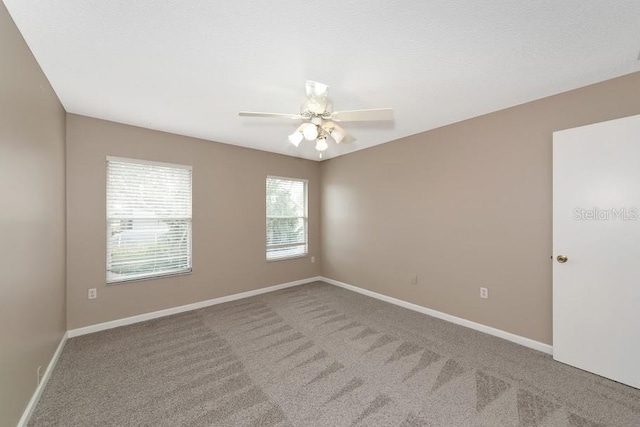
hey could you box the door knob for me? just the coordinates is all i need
[556,255,568,263]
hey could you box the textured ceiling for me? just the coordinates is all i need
[4,1,640,161]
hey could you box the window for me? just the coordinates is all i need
[266,176,308,261]
[106,157,192,283]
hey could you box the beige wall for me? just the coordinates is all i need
[0,3,67,426]
[320,72,640,345]
[66,115,321,329]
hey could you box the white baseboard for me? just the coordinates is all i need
[67,274,552,354]
[17,332,68,427]
[67,276,322,338]
[321,276,553,355]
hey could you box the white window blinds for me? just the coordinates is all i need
[266,176,308,261]
[106,157,192,283]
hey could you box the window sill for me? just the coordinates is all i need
[106,269,193,285]
[266,254,308,263]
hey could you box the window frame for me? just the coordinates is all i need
[105,156,193,284]
[266,175,309,262]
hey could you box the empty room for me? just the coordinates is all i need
[2,1,640,426]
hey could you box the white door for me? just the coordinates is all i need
[553,114,640,389]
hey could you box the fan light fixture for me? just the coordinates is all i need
[288,124,306,147]
[302,123,319,140]
[315,136,328,152]
[287,132,303,147]
[239,80,393,157]
[322,122,347,144]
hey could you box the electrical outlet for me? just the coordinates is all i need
[88,288,97,300]
[480,287,489,299]
[311,256,316,263]
[411,275,418,285]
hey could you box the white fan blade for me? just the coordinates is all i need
[239,111,303,119]
[305,81,329,99]
[330,108,393,122]
[341,133,357,144]
[304,81,329,114]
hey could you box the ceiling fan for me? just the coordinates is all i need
[239,81,393,157]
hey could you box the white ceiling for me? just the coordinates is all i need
[5,1,640,161]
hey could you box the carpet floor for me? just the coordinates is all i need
[29,281,640,426]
